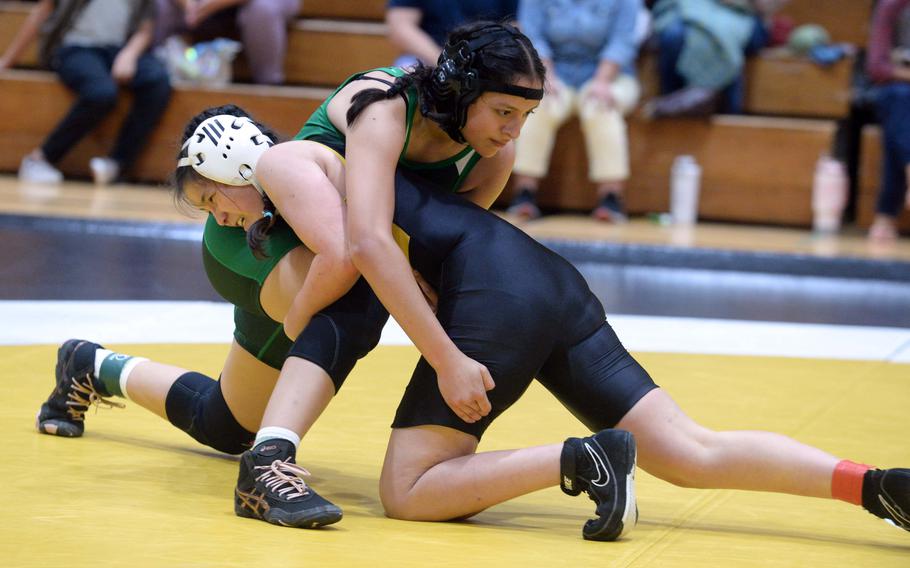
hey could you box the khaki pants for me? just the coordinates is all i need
[514,74,640,183]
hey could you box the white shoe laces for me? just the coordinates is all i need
[254,459,312,499]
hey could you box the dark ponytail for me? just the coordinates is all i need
[245,197,278,260]
[346,66,434,127]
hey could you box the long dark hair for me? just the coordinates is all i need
[346,21,546,141]
[173,104,282,259]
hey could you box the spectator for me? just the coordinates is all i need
[154,0,300,85]
[0,0,172,185]
[507,0,644,222]
[385,0,518,67]
[866,0,910,241]
[645,0,786,117]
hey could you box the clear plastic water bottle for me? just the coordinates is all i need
[811,155,847,233]
[670,155,702,225]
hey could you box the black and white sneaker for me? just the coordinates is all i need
[561,429,637,541]
[36,339,123,437]
[235,439,343,528]
[863,468,910,532]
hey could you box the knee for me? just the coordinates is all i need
[164,372,255,455]
[80,84,118,110]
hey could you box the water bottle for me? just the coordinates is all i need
[670,155,702,225]
[811,155,847,233]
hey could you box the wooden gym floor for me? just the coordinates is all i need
[0,176,908,566]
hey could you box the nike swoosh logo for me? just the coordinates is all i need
[585,442,611,488]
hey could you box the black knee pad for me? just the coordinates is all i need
[288,278,389,391]
[164,372,255,455]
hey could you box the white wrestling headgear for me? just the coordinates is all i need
[177,115,273,194]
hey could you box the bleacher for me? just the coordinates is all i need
[0,0,891,229]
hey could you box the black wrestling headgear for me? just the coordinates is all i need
[423,23,544,144]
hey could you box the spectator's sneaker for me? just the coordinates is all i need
[592,193,628,223]
[89,157,120,185]
[235,439,343,528]
[561,429,637,541]
[19,153,63,184]
[506,188,541,220]
[36,339,123,438]
[863,468,910,532]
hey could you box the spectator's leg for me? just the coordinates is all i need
[108,53,172,176]
[580,75,641,222]
[656,18,687,94]
[508,85,574,219]
[875,84,910,216]
[152,0,187,45]
[870,84,910,239]
[721,16,768,114]
[237,0,300,84]
[40,46,118,165]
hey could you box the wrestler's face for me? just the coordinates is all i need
[184,178,263,231]
[461,76,542,158]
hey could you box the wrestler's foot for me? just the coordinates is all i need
[36,339,123,437]
[561,429,637,541]
[235,439,343,528]
[863,468,910,532]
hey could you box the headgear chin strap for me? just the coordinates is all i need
[176,115,274,195]
[425,24,543,144]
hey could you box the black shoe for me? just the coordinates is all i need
[36,339,123,437]
[235,439,343,528]
[561,429,637,541]
[592,193,628,223]
[863,468,910,532]
[506,188,541,220]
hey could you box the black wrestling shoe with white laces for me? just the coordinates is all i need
[863,468,910,532]
[561,429,637,541]
[36,339,123,437]
[235,439,343,528]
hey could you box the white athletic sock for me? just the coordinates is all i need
[94,349,114,378]
[254,426,301,449]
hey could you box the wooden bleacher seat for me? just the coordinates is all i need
[0,70,328,182]
[858,125,910,233]
[503,114,836,227]
[301,0,386,21]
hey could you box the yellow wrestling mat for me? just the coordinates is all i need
[2,344,908,567]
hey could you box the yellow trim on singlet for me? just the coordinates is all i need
[391,225,410,261]
[306,139,410,260]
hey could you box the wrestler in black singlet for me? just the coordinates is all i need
[388,169,659,438]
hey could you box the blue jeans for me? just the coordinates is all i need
[656,15,768,114]
[43,45,172,175]
[873,82,910,216]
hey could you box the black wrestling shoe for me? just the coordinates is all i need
[235,439,343,528]
[863,468,910,532]
[561,429,637,541]
[36,339,123,438]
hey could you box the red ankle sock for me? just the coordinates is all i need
[831,460,873,505]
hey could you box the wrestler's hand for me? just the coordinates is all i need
[437,353,495,424]
[413,270,438,313]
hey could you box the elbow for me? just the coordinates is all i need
[347,232,389,271]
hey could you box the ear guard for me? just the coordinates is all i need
[177,115,274,193]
